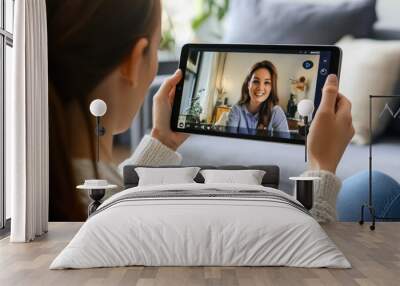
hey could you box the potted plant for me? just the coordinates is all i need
[191,0,230,42]
[186,88,205,123]
[159,9,177,61]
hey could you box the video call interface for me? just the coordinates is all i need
[177,49,332,142]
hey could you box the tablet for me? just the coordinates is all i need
[171,44,342,144]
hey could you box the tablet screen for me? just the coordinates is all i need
[172,45,341,144]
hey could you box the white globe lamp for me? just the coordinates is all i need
[89,99,107,163]
[90,99,107,117]
[297,99,314,117]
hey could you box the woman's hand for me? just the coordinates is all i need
[151,69,189,150]
[308,74,355,174]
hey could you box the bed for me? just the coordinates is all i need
[50,165,350,269]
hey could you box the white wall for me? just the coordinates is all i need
[376,0,400,29]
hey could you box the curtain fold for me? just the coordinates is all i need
[9,0,48,242]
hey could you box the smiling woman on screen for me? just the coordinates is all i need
[226,60,289,134]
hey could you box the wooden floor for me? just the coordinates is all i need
[0,222,399,286]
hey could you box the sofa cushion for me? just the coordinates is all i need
[336,36,400,144]
[224,0,377,45]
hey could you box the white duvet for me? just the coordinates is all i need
[50,183,351,269]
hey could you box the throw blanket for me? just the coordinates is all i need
[92,189,311,218]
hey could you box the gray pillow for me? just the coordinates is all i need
[224,0,377,45]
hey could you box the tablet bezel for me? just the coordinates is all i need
[171,43,342,145]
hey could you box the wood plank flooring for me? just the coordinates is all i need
[0,222,399,286]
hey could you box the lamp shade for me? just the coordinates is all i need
[298,99,314,116]
[89,99,107,117]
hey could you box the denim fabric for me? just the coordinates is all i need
[337,171,400,221]
[227,104,289,133]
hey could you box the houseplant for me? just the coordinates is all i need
[191,0,229,42]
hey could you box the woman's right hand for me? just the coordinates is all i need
[307,74,355,174]
[151,69,189,151]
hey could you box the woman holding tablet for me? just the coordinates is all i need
[226,61,289,134]
[48,0,353,223]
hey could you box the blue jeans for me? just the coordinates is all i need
[337,171,400,221]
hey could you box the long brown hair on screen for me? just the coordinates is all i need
[46,0,160,221]
[238,60,279,129]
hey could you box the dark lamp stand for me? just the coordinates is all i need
[303,116,310,162]
[76,99,112,217]
[359,95,400,230]
[95,116,106,163]
[297,99,314,163]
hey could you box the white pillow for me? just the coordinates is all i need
[135,167,200,186]
[200,169,266,185]
[336,36,400,144]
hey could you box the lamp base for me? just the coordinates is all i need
[88,189,105,216]
[298,125,307,136]
[359,203,400,230]
[359,203,376,231]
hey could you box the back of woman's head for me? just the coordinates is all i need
[46,0,160,221]
[47,0,159,99]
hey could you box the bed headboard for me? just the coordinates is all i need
[123,165,280,189]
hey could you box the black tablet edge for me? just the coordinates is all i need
[170,43,342,145]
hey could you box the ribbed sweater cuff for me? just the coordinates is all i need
[119,135,182,171]
[301,170,342,222]
[133,135,182,165]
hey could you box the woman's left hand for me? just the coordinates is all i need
[151,69,189,150]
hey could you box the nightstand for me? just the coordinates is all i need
[289,177,320,210]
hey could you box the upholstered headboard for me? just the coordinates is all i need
[123,165,280,189]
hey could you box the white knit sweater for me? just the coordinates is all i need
[75,135,341,223]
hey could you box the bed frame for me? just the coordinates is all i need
[123,165,280,189]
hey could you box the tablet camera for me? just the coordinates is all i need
[302,60,314,70]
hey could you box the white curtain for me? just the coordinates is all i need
[8,0,49,242]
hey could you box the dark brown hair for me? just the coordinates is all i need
[238,60,279,129]
[46,0,160,221]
